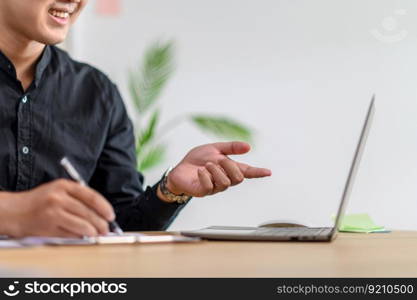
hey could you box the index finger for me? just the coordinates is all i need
[64,182,115,221]
[238,163,272,179]
[213,141,251,156]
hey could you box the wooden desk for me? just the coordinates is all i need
[0,231,416,277]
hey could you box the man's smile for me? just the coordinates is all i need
[48,0,81,24]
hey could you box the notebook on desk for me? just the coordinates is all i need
[1,233,200,248]
[182,97,375,242]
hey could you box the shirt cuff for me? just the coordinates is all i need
[147,180,187,230]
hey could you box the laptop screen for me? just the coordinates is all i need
[331,96,375,238]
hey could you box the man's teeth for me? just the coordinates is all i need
[49,10,70,19]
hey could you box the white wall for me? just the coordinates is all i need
[70,0,417,230]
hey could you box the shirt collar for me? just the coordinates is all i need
[0,50,15,77]
[0,46,52,88]
[34,46,51,87]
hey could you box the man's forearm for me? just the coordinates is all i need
[0,191,14,236]
[114,183,185,231]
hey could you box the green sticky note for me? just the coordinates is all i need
[338,213,385,233]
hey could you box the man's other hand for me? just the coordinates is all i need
[159,142,272,201]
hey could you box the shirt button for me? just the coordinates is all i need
[22,96,28,104]
[22,147,29,155]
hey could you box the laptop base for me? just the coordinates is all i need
[182,226,335,242]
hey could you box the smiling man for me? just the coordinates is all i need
[0,0,271,238]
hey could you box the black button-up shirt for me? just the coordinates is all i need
[0,46,184,231]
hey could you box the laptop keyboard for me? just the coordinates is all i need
[255,227,333,239]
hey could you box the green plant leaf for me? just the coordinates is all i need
[137,145,166,172]
[129,70,142,115]
[190,115,253,142]
[136,110,159,154]
[129,41,174,114]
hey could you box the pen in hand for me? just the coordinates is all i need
[60,157,124,236]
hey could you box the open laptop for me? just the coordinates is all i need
[182,96,375,242]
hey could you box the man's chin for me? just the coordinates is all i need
[36,32,68,46]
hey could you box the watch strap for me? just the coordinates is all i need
[160,168,192,204]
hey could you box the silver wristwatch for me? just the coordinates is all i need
[159,168,192,204]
